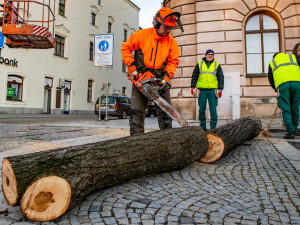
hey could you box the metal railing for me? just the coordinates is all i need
[2,0,56,35]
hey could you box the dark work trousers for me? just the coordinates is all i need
[277,81,300,134]
[129,84,172,135]
[198,89,218,130]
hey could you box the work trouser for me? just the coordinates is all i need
[277,81,300,134]
[129,84,172,135]
[198,89,218,129]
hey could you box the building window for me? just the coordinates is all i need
[124,29,127,42]
[122,29,128,72]
[91,13,96,26]
[45,77,53,88]
[54,35,65,57]
[87,80,93,102]
[108,22,112,33]
[97,0,101,5]
[122,87,126,95]
[64,81,71,91]
[56,88,61,108]
[58,0,66,17]
[245,13,280,76]
[7,75,23,101]
[89,42,93,61]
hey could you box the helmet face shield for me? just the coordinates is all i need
[160,12,184,32]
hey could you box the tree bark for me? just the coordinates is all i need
[2,126,208,221]
[200,117,262,163]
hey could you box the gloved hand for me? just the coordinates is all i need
[127,63,138,80]
[158,73,171,91]
[217,89,222,98]
[191,88,196,95]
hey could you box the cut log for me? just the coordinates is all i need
[21,176,71,222]
[2,126,208,221]
[200,117,262,163]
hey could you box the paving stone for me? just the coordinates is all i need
[103,217,116,224]
[117,218,129,224]
[180,216,195,224]
[141,219,154,225]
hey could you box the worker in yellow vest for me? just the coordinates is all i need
[191,49,224,131]
[268,52,300,139]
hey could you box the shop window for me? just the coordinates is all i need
[245,13,280,76]
[91,12,96,26]
[58,0,66,17]
[7,75,23,101]
[87,80,93,102]
[89,42,93,61]
[54,35,65,57]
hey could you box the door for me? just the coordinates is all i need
[64,91,70,114]
[43,89,51,114]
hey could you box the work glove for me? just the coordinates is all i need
[158,73,171,91]
[191,88,196,95]
[127,63,139,80]
[216,89,222,98]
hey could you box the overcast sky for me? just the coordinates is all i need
[130,0,162,29]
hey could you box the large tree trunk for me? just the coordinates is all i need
[200,117,262,163]
[1,126,208,221]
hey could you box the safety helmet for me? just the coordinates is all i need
[153,7,184,32]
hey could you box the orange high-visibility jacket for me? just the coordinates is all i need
[121,28,179,79]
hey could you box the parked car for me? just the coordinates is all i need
[94,95,131,119]
[146,101,157,117]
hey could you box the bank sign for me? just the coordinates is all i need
[0,57,18,67]
[94,33,114,67]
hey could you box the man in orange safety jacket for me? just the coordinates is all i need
[121,7,184,135]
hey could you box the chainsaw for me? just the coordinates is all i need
[128,71,188,127]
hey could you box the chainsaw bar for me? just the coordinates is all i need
[153,96,188,127]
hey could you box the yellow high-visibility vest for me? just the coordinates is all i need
[269,53,300,89]
[196,60,219,89]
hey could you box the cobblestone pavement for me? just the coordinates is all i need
[0,115,299,225]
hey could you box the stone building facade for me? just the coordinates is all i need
[163,0,300,119]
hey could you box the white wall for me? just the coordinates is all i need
[0,0,139,114]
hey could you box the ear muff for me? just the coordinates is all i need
[153,12,161,29]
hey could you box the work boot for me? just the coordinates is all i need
[284,133,295,139]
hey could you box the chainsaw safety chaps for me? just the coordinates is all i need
[129,84,172,135]
[156,90,172,130]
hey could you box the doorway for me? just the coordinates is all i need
[44,77,53,114]
[63,91,70,114]
[43,88,51,114]
[63,81,71,114]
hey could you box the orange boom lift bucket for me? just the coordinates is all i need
[0,0,56,49]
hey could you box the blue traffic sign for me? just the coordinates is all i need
[98,40,109,52]
[0,32,5,48]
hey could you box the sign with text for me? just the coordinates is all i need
[94,33,114,67]
[0,32,5,48]
[7,88,15,97]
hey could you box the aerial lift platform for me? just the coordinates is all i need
[0,0,56,49]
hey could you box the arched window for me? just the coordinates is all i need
[7,75,23,101]
[245,13,280,76]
